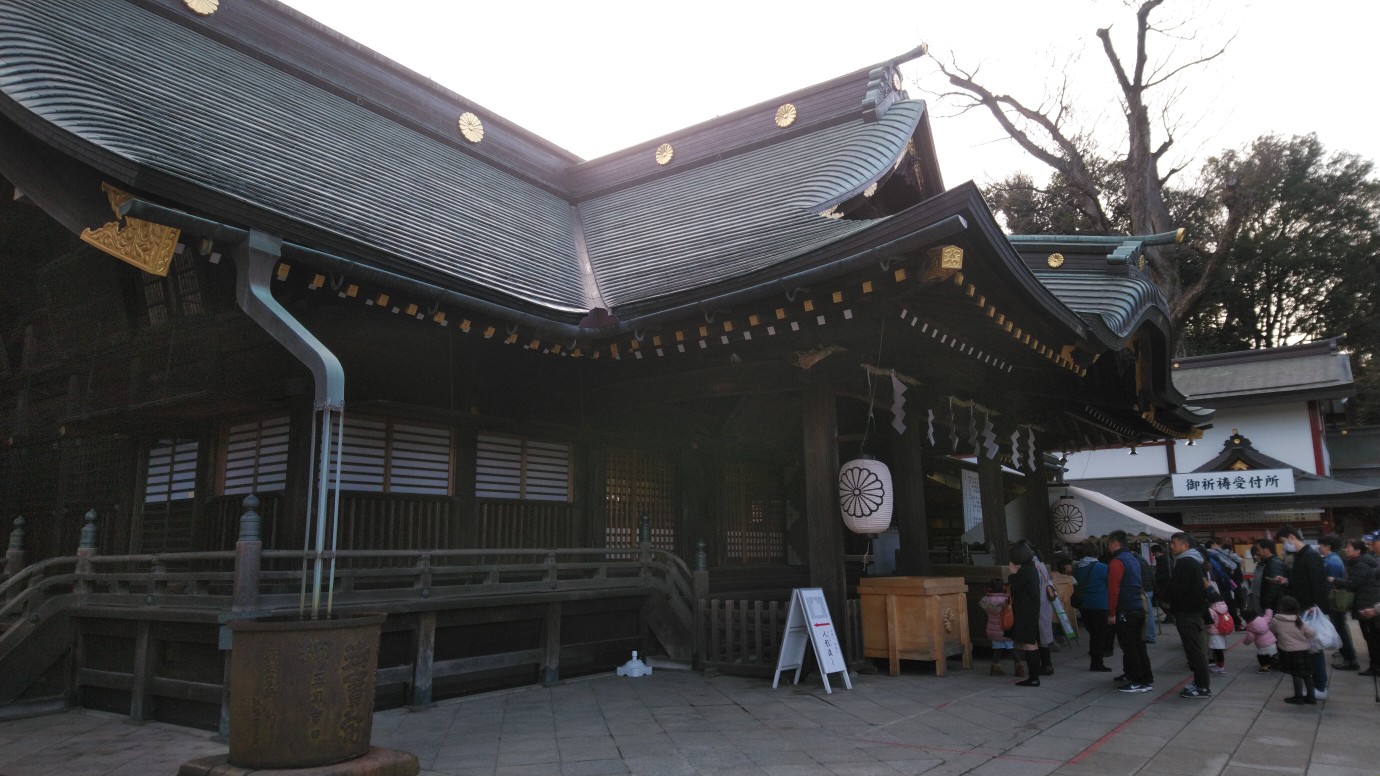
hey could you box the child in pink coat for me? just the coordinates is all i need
[1241,609,1278,673]
[1206,594,1232,674]
[979,578,1023,677]
[1269,596,1317,705]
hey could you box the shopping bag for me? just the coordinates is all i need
[1302,606,1340,652]
[1051,595,1077,641]
[1329,588,1355,614]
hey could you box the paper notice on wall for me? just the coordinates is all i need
[962,468,982,534]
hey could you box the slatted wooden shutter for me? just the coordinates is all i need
[145,438,198,503]
[475,433,570,501]
[327,416,452,495]
[223,416,290,495]
[389,422,452,495]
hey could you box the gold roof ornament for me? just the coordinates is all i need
[891,70,904,91]
[1047,252,1065,268]
[79,183,181,276]
[184,0,219,14]
[457,112,484,143]
[863,183,878,198]
[921,245,963,283]
[774,103,797,127]
[655,143,674,165]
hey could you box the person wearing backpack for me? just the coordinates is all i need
[1072,541,1113,672]
[1206,590,1232,674]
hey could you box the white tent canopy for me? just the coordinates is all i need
[962,485,1178,546]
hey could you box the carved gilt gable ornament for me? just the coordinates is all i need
[79,183,181,276]
[184,0,219,14]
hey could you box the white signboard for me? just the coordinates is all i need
[1171,468,1295,498]
[961,469,982,533]
[771,588,851,693]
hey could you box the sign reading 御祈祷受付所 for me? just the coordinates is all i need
[1170,468,1295,498]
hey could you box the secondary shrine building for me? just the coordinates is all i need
[0,0,1208,721]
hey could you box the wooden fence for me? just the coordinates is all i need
[697,597,862,676]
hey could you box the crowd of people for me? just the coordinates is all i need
[978,527,1380,704]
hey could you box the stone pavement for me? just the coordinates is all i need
[2,622,1376,776]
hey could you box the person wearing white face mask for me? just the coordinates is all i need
[1271,526,1332,699]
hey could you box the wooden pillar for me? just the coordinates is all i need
[678,449,711,565]
[895,427,932,576]
[130,620,157,722]
[802,383,845,619]
[454,426,479,548]
[581,439,608,548]
[541,602,562,685]
[410,611,436,706]
[978,456,1009,565]
[1022,454,1055,561]
[281,402,316,550]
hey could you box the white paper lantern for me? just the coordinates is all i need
[1049,491,1088,544]
[838,456,893,535]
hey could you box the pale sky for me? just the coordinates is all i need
[280,0,1380,189]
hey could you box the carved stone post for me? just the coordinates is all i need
[638,512,652,576]
[75,509,97,593]
[232,495,263,612]
[693,540,709,671]
[4,516,24,579]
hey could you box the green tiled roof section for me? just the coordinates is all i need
[0,1,585,311]
[580,102,924,307]
[1031,271,1166,343]
[1172,351,1352,400]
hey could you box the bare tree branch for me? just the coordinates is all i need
[931,55,1113,232]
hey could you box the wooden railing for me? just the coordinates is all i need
[0,545,696,666]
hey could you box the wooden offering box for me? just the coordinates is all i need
[859,576,972,677]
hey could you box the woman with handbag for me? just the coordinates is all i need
[1008,542,1044,687]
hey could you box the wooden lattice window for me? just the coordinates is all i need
[604,447,677,549]
[221,416,290,495]
[475,433,571,501]
[327,416,452,495]
[720,462,787,564]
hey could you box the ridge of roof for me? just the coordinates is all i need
[1174,337,1343,369]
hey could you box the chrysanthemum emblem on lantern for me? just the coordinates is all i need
[1049,491,1088,543]
[838,456,893,535]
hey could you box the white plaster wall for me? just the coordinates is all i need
[1061,401,1321,479]
[1173,402,1318,474]
[1061,443,1170,480]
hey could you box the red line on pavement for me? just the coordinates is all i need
[1071,633,1252,765]
[1067,710,1146,764]
[859,738,1065,766]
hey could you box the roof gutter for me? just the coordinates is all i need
[119,198,969,344]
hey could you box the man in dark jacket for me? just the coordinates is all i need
[1335,538,1379,676]
[1165,532,1211,698]
[1106,531,1152,693]
[1273,526,1332,697]
[1251,539,1285,613]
